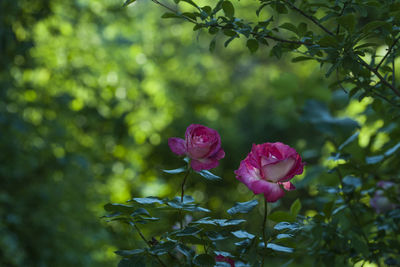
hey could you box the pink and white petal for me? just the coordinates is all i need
[262,157,296,182]
[259,182,285,202]
[168,137,186,155]
[247,180,284,200]
[281,181,296,191]
[191,158,219,171]
[235,160,262,188]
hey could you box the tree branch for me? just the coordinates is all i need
[375,35,400,71]
[283,0,334,36]
[356,56,400,98]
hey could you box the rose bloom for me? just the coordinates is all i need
[370,181,397,214]
[235,142,304,202]
[215,255,235,267]
[168,124,225,171]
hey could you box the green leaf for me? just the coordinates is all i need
[104,203,136,213]
[231,230,255,239]
[274,222,301,231]
[227,199,258,215]
[366,142,400,164]
[279,23,298,35]
[163,167,186,174]
[193,254,215,266]
[360,21,388,33]
[131,208,150,217]
[246,39,259,53]
[132,197,164,205]
[161,12,182,19]
[222,1,234,19]
[123,0,136,7]
[290,199,301,217]
[209,38,216,52]
[317,35,339,47]
[175,227,202,237]
[118,255,146,267]
[115,249,146,257]
[176,243,195,258]
[267,243,294,253]
[269,211,295,222]
[292,56,313,63]
[275,2,288,14]
[337,14,356,32]
[338,132,359,151]
[149,241,176,255]
[196,170,221,180]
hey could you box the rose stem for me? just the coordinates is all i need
[179,166,191,229]
[132,223,167,267]
[261,197,268,267]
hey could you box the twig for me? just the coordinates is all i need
[356,56,400,97]
[132,223,168,267]
[151,0,198,24]
[261,198,268,267]
[375,35,400,71]
[283,0,334,36]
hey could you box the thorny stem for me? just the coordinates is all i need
[261,198,268,267]
[375,35,400,71]
[132,223,168,267]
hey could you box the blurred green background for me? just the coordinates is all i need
[0,0,378,266]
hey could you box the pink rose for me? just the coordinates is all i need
[370,181,397,214]
[168,124,225,171]
[215,255,235,267]
[235,142,304,202]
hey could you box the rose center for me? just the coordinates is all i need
[262,157,295,182]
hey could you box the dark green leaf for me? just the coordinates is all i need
[292,56,313,63]
[227,199,258,215]
[290,199,301,217]
[209,38,216,52]
[132,197,164,205]
[231,230,255,239]
[115,249,146,257]
[175,227,202,237]
[161,12,182,19]
[246,39,259,53]
[177,243,195,258]
[193,254,215,266]
[269,211,295,222]
[118,256,146,267]
[222,1,234,19]
[279,23,298,34]
[104,203,136,213]
[337,14,356,32]
[149,241,176,255]
[267,243,294,253]
[131,208,150,217]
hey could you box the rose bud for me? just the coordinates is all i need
[215,255,235,267]
[370,181,397,214]
[235,142,304,202]
[168,124,225,171]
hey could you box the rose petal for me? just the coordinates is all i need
[211,148,225,160]
[262,157,295,182]
[235,159,262,188]
[281,181,296,191]
[191,158,219,171]
[168,137,186,155]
